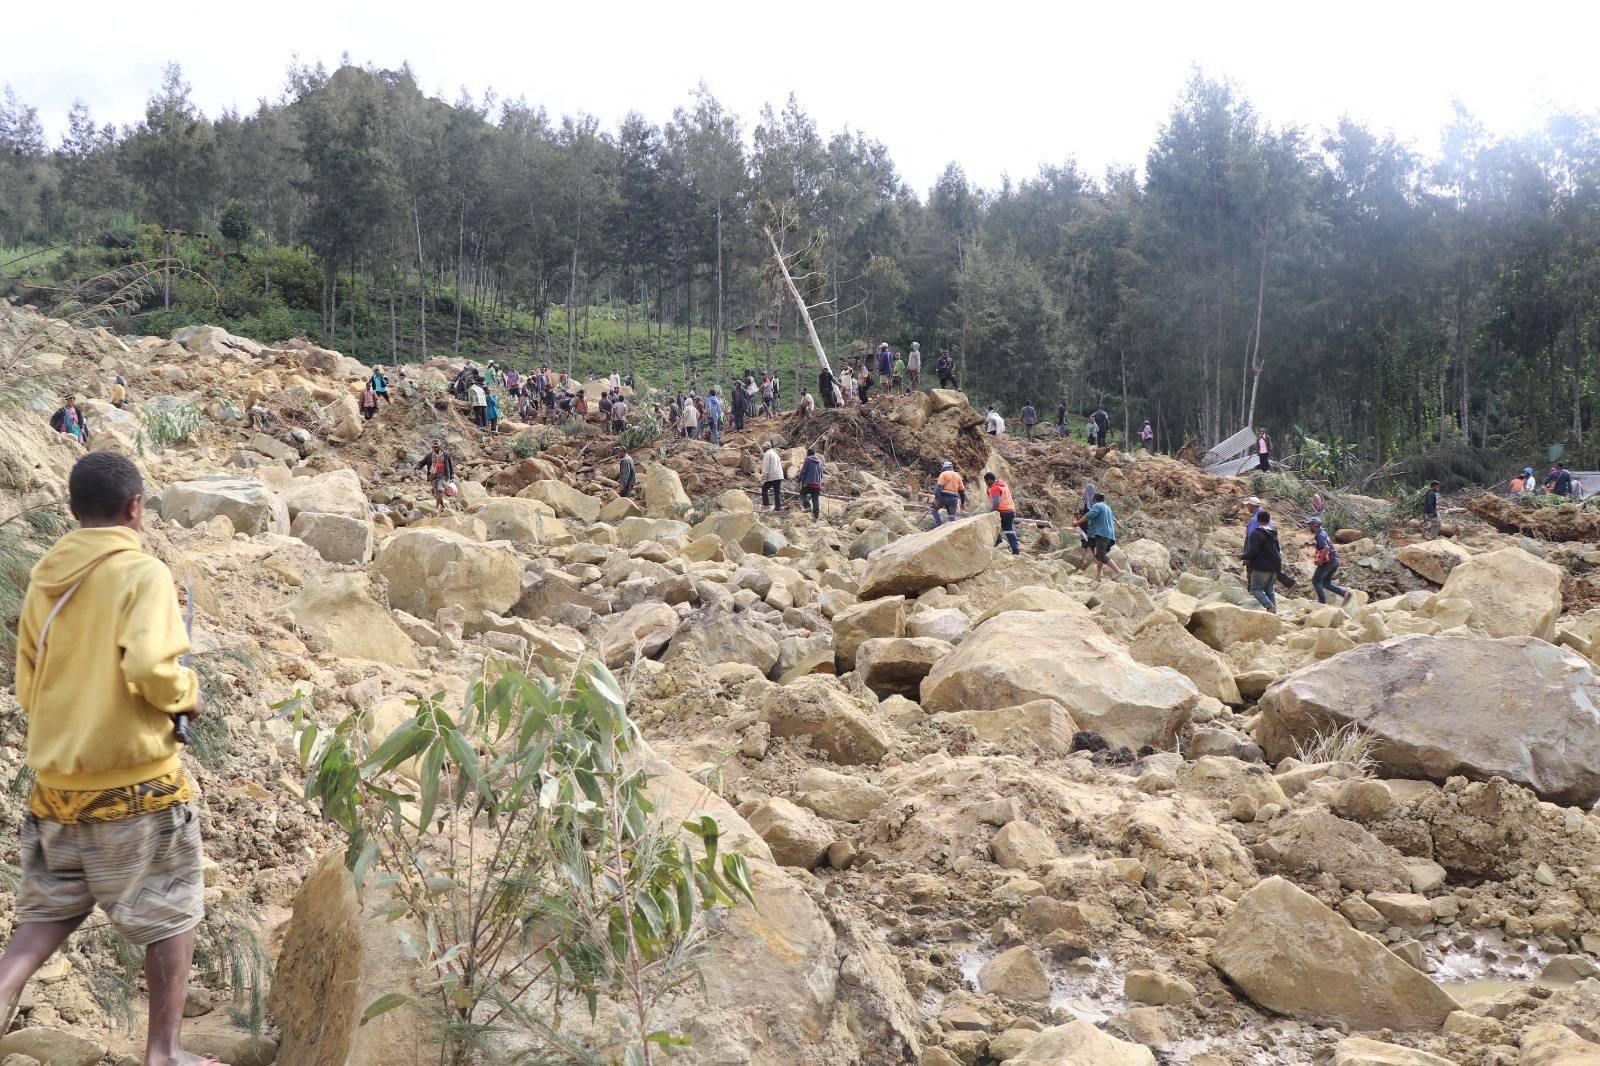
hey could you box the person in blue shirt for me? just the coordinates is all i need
[484,391,501,434]
[1306,517,1352,606]
[1545,463,1574,497]
[705,388,723,445]
[369,367,392,403]
[1075,492,1122,582]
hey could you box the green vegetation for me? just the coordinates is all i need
[140,398,205,450]
[288,661,753,1065]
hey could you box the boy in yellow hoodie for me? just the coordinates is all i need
[3,452,214,1066]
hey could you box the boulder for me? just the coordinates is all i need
[666,612,781,676]
[760,675,892,765]
[991,820,1060,871]
[1123,539,1173,587]
[159,476,289,535]
[0,1029,105,1066]
[1395,540,1472,585]
[1252,808,1410,893]
[290,511,374,564]
[973,584,1086,625]
[745,798,834,868]
[617,516,691,548]
[595,601,680,668]
[907,607,971,644]
[977,945,1050,1002]
[280,468,367,520]
[932,700,1078,755]
[374,527,522,619]
[288,571,418,667]
[1256,634,1600,806]
[1209,876,1456,1031]
[1331,1038,1456,1066]
[517,480,601,524]
[642,462,691,517]
[1430,545,1561,640]
[473,497,573,548]
[1188,602,1284,650]
[795,768,890,822]
[1518,1024,1600,1066]
[1008,1021,1155,1065]
[832,596,907,672]
[1128,618,1241,705]
[921,611,1197,750]
[856,636,952,700]
[858,512,1002,598]
[1123,969,1196,1006]
[928,389,968,413]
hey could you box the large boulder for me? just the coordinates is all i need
[1128,617,1241,705]
[932,700,1079,755]
[1188,602,1284,650]
[1332,1038,1457,1066]
[1430,545,1561,640]
[760,674,892,765]
[855,637,951,700]
[373,527,521,619]
[1009,1021,1155,1065]
[280,468,367,520]
[517,480,601,524]
[745,798,834,868]
[289,572,417,667]
[472,498,573,548]
[1256,634,1600,806]
[1210,877,1456,1031]
[290,511,374,565]
[857,512,1002,598]
[665,612,781,676]
[595,601,680,668]
[1123,539,1173,587]
[159,476,290,535]
[1395,540,1472,585]
[832,595,906,671]
[921,611,1198,750]
[642,462,691,517]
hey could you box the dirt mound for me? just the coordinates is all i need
[1468,492,1600,541]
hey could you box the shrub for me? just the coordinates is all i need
[618,411,662,452]
[141,401,206,450]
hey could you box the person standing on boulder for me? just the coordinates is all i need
[760,441,785,511]
[468,378,488,429]
[983,472,1021,555]
[1243,508,1283,612]
[799,448,825,522]
[931,462,966,526]
[1076,492,1122,582]
[418,441,456,511]
[1306,517,1352,606]
[3,452,209,1066]
[618,450,636,499]
[1422,480,1442,539]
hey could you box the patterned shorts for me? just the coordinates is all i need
[17,803,205,946]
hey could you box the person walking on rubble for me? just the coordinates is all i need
[1243,508,1283,612]
[1306,516,1353,606]
[1076,491,1123,582]
[798,448,825,521]
[984,472,1021,555]
[760,441,785,511]
[418,440,457,511]
[931,461,966,525]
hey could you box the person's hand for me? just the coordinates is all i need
[188,682,205,718]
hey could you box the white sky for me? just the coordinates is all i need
[8,0,1600,193]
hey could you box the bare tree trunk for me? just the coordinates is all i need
[764,226,832,376]
[714,203,725,380]
[1454,288,1469,438]
[1244,237,1269,429]
[454,207,466,355]
[389,291,397,365]
[163,229,171,312]
[411,197,428,361]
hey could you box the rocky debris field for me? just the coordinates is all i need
[1,299,1599,1065]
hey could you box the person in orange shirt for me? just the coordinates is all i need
[931,462,966,525]
[983,472,1020,555]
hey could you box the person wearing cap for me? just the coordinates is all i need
[984,472,1020,555]
[877,342,893,379]
[1422,480,1441,539]
[1241,495,1263,586]
[1545,463,1574,497]
[931,462,966,526]
[1306,516,1352,606]
[1510,467,1535,494]
[906,342,922,390]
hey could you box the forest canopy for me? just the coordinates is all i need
[2,61,1598,470]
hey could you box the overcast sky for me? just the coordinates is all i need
[9,0,1600,192]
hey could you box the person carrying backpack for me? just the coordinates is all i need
[799,449,825,521]
[984,472,1020,555]
[3,453,209,1066]
[1306,516,1352,606]
[1140,420,1154,451]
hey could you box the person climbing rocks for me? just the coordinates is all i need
[109,376,128,409]
[1140,419,1154,452]
[468,378,488,428]
[609,394,629,434]
[1306,516,1352,606]
[986,406,1005,436]
[1242,494,1263,587]
[1243,508,1282,611]
[1076,491,1122,581]
[1545,462,1574,497]
[49,396,89,445]
[799,448,825,521]
[360,382,379,421]
[485,390,501,434]
[417,441,456,511]
[857,364,873,405]
[369,366,392,403]
[984,472,1020,555]
[931,461,966,526]
[797,390,815,417]
[906,342,922,390]
[819,365,836,409]
[1422,480,1441,539]
[1256,428,1272,472]
[760,441,785,511]
[3,452,209,1066]
[618,450,636,498]
[1020,402,1036,439]
[705,388,723,446]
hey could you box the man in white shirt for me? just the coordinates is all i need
[986,407,1005,437]
[469,380,488,428]
[760,441,785,511]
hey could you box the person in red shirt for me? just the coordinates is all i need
[983,472,1020,555]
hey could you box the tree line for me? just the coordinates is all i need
[2,61,1598,470]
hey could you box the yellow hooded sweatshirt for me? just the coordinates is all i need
[15,526,197,790]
